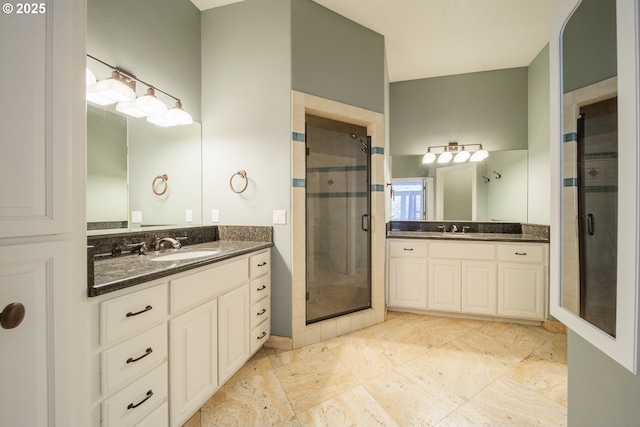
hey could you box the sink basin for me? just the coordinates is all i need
[151,250,219,262]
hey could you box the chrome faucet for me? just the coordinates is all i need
[451,225,458,233]
[461,226,471,234]
[154,237,182,251]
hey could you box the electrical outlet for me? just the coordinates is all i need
[185,209,193,223]
[212,209,219,223]
[131,211,142,224]
[273,210,286,225]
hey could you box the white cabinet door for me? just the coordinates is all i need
[428,260,461,312]
[498,263,546,320]
[218,284,250,384]
[169,299,218,427]
[388,258,428,309]
[462,261,497,315]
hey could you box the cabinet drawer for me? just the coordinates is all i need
[250,320,270,354]
[133,401,168,427]
[170,258,248,313]
[389,240,428,258]
[101,284,167,345]
[250,274,270,304]
[429,241,495,260]
[251,298,270,329]
[497,244,546,263]
[250,250,270,279]
[102,362,168,427]
[101,323,167,395]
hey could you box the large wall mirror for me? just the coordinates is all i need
[551,0,640,374]
[87,104,203,230]
[390,150,528,222]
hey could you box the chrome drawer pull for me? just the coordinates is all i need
[126,305,152,317]
[127,390,153,410]
[257,308,267,316]
[257,285,267,291]
[514,252,527,256]
[126,348,153,364]
[257,261,267,267]
[404,248,414,251]
[257,331,267,340]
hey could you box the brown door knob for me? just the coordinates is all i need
[0,302,25,330]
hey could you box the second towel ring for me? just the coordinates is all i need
[230,170,249,193]
[152,174,169,195]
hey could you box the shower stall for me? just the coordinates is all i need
[577,97,617,337]
[305,115,371,324]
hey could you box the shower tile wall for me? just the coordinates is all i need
[561,77,617,315]
[290,90,386,349]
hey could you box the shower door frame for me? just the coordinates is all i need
[304,120,372,325]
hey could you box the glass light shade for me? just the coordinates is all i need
[454,148,470,163]
[437,150,453,164]
[470,147,489,162]
[147,113,177,127]
[86,68,96,85]
[166,101,193,125]
[86,72,136,105]
[116,87,167,118]
[422,149,436,164]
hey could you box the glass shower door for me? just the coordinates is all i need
[577,97,617,337]
[305,115,371,324]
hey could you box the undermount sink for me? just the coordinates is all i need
[151,250,219,262]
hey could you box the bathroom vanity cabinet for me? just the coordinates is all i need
[88,248,271,427]
[387,238,548,322]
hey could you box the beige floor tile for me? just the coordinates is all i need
[412,315,489,344]
[201,370,295,427]
[435,376,567,427]
[267,341,330,368]
[477,321,556,357]
[330,335,397,383]
[411,336,512,401]
[275,350,360,413]
[507,334,568,407]
[296,385,399,427]
[182,410,200,427]
[230,347,275,381]
[363,364,464,426]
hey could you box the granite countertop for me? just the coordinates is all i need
[89,240,273,296]
[386,231,549,243]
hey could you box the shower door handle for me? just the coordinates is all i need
[587,213,595,236]
[361,214,369,232]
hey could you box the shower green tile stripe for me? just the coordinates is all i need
[564,132,577,143]
[371,184,385,192]
[292,178,305,187]
[292,132,305,142]
[563,178,577,187]
[308,165,368,173]
[370,147,384,155]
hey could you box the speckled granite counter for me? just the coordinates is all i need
[386,231,548,243]
[386,221,549,243]
[88,225,273,297]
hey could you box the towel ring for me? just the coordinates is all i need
[230,170,248,193]
[152,174,169,195]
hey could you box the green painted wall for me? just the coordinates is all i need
[291,0,385,113]
[389,68,528,156]
[562,0,616,93]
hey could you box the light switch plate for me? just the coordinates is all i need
[131,211,142,224]
[273,210,286,224]
[212,209,219,223]
[185,209,193,223]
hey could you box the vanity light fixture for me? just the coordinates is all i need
[421,142,489,164]
[86,54,193,127]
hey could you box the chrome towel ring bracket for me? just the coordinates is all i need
[230,170,249,193]
[152,174,169,195]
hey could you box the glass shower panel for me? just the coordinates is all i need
[577,98,617,337]
[305,116,371,324]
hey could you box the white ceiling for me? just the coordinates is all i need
[190,0,563,82]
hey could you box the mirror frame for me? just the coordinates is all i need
[550,0,640,374]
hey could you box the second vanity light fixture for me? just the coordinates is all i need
[86,54,193,127]
[422,142,489,164]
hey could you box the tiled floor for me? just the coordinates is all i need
[185,311,567,427]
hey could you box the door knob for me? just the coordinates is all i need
[0,302,25,330]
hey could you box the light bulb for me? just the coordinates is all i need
[437,150,452,164]
[454,147,470,163]
[422,149,436,164]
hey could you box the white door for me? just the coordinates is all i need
[0,1,86,426]
[428,260,462,312]
[462,261,497,315]
[498,263,546,320]
[218,284,250,383]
